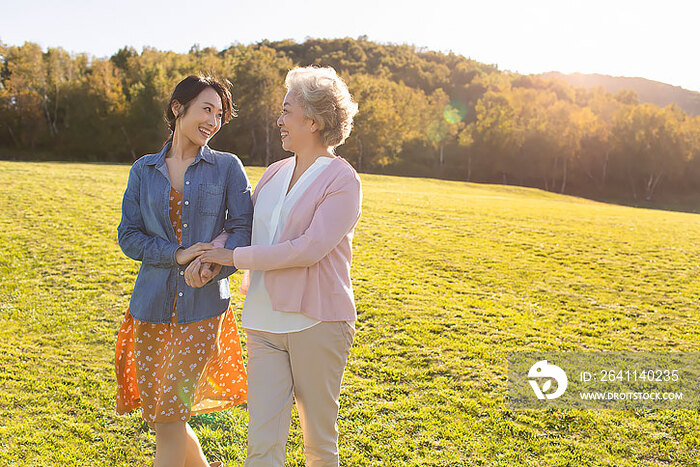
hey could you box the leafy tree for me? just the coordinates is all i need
[1,39,698,203]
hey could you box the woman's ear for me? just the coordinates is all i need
[308,118,319,134]
[171,100,183,118]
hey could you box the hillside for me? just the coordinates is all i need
[540,71,700,116]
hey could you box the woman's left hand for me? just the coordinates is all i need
[200,261,222,283]
[198,247,235,267]
[184,258,203,288]
[184,257,222,287]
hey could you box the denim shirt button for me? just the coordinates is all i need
[180,270,184,275]
[184,200,189,205]
[178,292,183,297]
[185,180,190,185]
[183,223,188,228]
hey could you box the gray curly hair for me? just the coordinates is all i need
[285,66,359,148]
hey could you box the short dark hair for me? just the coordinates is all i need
[164,74,236,142]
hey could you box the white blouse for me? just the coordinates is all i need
[242,155,356,333]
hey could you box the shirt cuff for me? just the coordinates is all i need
[233,245,253,269]
[171,245,183,267]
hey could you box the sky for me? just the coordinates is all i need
[1,0,698,92]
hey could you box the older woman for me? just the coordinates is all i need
[198,65,361,467]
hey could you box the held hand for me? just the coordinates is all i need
[184,257,205,288]
[184,254,224,288]
[198,247,235,267]
[200,262,222,283]
[176,242,214,265]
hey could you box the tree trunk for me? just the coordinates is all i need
[53,83,60,135]
[43,99,56,137]
[5,124,20,147]
[120,126,137,160]
[602,149,609,187]
[435,142,444,178]
[264,119,272,166]
[358,136,364,172]
[560,157,568,194]
[644,172,663,201]
[466,154,471,182]
[250,127,258,164]
[628,169,637,200]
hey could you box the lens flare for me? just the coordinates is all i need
[443,100,468,123]
[176,379,194,410]
[207,375,222,393]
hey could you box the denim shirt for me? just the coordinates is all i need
[117,142,253,324]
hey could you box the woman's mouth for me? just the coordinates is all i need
[281,130,289,141]
[199,127,212,138]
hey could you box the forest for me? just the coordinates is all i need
[1,37,699,202]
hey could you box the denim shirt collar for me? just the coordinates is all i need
[145,141,215,168]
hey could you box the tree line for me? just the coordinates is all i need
[1,37,698,202]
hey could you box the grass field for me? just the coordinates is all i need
[0,159,698,466]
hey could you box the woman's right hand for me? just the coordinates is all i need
[175,242,213,265]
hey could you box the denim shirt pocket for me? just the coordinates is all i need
[198,183,225,216]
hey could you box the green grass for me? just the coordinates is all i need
[0,160,698,466]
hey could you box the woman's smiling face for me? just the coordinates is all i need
[173,86,223,147]
[277,90,315,153]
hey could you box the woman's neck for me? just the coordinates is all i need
[167,131,200,161]
[294,144,335,169]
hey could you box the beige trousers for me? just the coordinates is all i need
[244,321,355,467]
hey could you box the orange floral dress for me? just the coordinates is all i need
[115,186,247,423]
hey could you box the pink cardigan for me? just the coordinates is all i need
[227,156,362,321]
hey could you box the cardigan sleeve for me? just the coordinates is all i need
[233,172,361,271]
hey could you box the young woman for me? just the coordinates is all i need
[115,75,253,467]
[198,65,361,467]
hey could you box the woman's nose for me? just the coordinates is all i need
[277,115,283,127]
